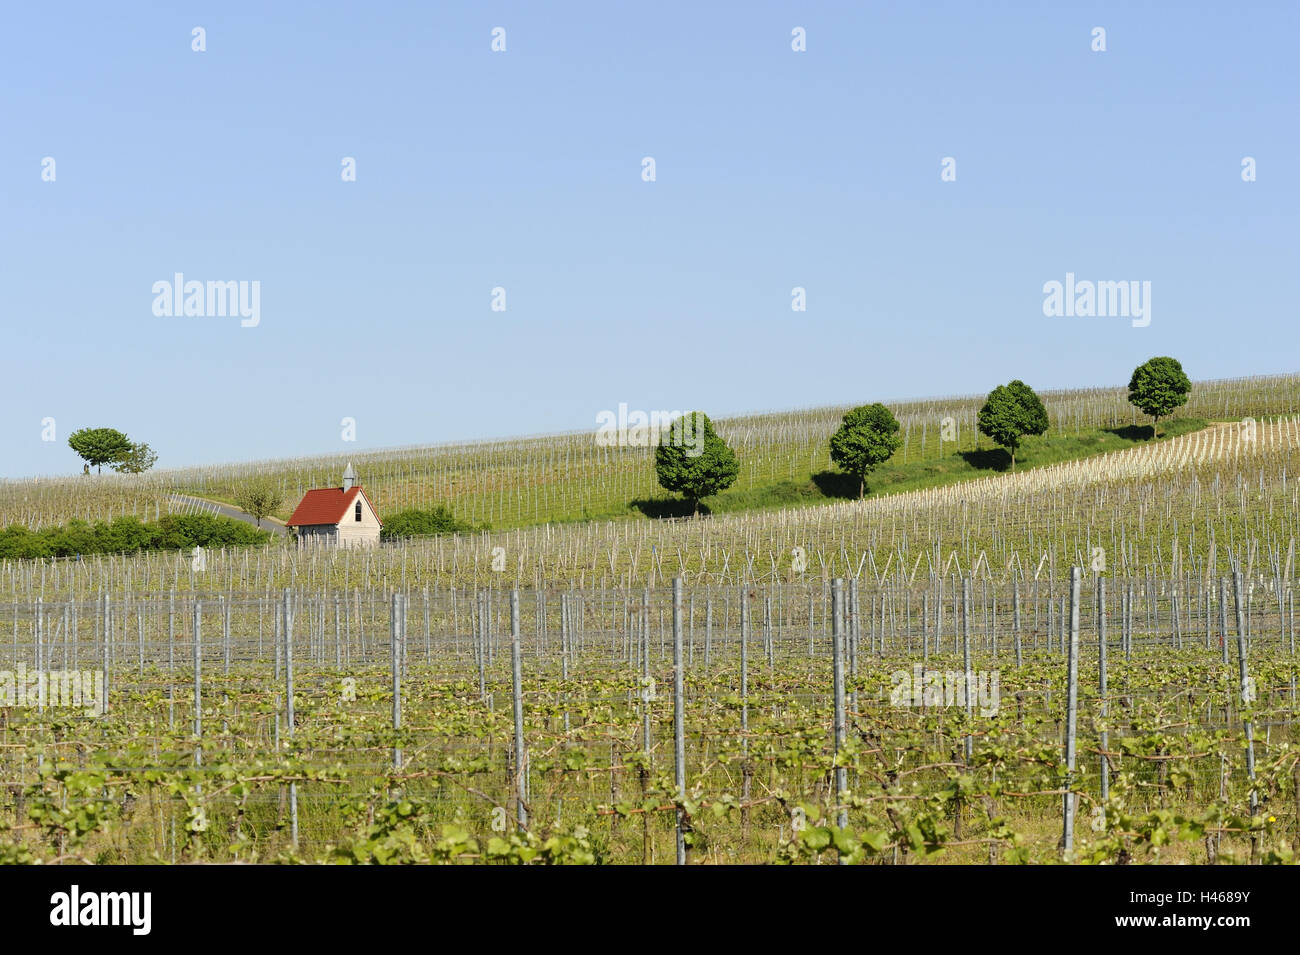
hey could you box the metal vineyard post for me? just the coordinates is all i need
[1062,567,1081,857]
[102,593,111,714]
[510,588,526,830]
[672,577,686,865]
[193,599,202,768]
[961,577,973,764]
[641,588,651,761]
[1231,572,1257,831]
[1219,577,1230,666]
[830,578,847,835]
[1098,576,1109,804]
[392,592,404,773]
[739,587,749,758]
[284,588,298,849]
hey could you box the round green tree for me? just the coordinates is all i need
[1128,356,1191,436]
[68,427,133,474]
[828,403,902,499]
[654,411,739,516]
[977,379,1049,470]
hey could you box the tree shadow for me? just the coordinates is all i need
[631,497,712,519]
[1105,424,1156,441]
[959,448,1012,472]
[811,470,864,500]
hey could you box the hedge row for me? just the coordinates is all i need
[0,513,270,560]
[379,506,481,541]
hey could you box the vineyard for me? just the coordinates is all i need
[2,378,1299,863]
[0,573,1294,864]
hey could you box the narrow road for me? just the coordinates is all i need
[168,493,288,536]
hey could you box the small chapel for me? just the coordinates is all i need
[285,463,382,548]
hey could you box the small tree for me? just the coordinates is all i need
[977,379,1049,470]
[68,428,133,474]
[110,442,158,474]
[1128,356,1191,436]
[234,478,285,528]
[828,403,903,498]
[654,411,739,516]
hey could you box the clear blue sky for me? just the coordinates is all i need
[3,1,1296,478]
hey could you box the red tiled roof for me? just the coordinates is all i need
[285,486,382,526]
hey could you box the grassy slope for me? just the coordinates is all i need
[686,419,1208,518]
[162,374,1297,534]
[513,418,1209,522]
[192,420,1208,529]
